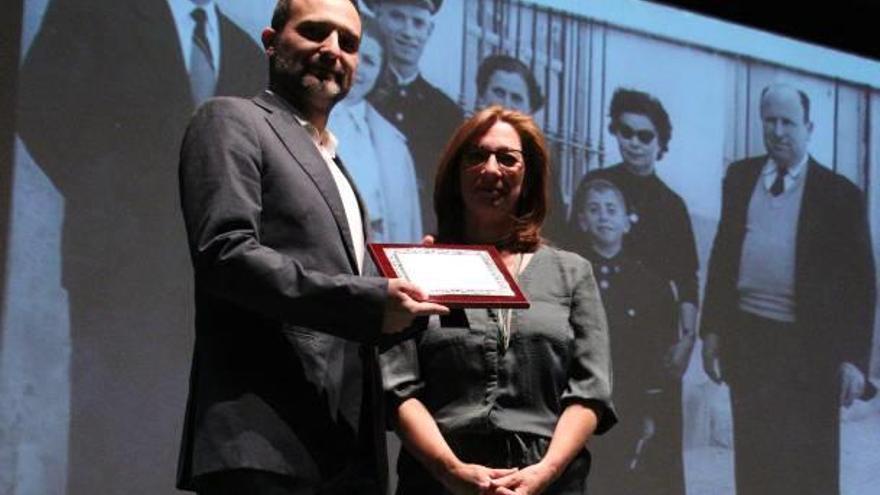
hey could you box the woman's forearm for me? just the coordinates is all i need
[396,398,461,476]
[396,398,517,494]
[539,403,599,478]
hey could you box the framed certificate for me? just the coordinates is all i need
[368,243,530,308]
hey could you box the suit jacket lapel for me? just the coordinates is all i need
[733,156,765,227]
[215,10,246,95]
[794,158,821,302]
[255,91,360,271]
[133,0,191,104]
[332,154,372,243]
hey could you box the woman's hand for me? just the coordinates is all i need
[396,399,515,495]
[489,404,598,494]
[488,461,557,495]
[439,462,517,495]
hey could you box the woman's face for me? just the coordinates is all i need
[614,112,660,175]
[459,121,526,226]
[346,33,383,102]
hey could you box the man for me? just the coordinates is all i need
[16,1,265,493]
[365,0,464,234]
[701,84,876,495]
[476,54,544,115]
[176,0,448,493]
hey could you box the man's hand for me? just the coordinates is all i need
[840,362,866,407]
[382,278,449,334]
[701,333,723,384]
[489,461,557,495]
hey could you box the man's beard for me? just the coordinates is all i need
[271,56,349,107]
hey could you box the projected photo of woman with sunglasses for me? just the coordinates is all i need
[571,87,700,495]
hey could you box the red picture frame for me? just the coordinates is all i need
[368,243,530,309]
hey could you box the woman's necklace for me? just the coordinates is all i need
[496,252,525,352]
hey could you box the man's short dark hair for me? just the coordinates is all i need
[271,0,360,31]
[760,84,811,123]
[608,87,672,160]
[476,54,544,113]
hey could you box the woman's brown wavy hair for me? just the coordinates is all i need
[433,105,549,252]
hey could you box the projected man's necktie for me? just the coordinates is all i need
[770,166,786,196]
[189,7,216,106]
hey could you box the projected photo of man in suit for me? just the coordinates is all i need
[701,83,877,495]
[15,0,266,493]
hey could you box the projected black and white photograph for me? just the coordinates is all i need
[2,0,878,494]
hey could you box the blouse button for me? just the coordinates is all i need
[627,308,636,317]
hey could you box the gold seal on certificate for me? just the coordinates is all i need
[368,243,530,308]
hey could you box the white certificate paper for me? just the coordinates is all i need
[385,247,514,297]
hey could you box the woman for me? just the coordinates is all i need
[574,88,697,494]
[381,106,616,495]
[329,15,422,242]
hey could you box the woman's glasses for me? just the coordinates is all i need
[616,123,656,145]
[462,147,524,168]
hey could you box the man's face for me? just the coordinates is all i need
[347,33,382,102]
[760,88,813,168]
[262,0,361,108]
[577,189,629,250]
[374,2,434,67]
[479,70,532,114]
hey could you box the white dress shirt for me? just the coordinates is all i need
[762,153,807,193]
[291,112,366,273]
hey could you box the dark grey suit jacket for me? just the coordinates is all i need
[177,90,389,490]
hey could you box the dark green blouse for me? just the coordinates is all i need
[380,246,617,439]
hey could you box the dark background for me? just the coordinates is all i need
[653,0,880,61]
